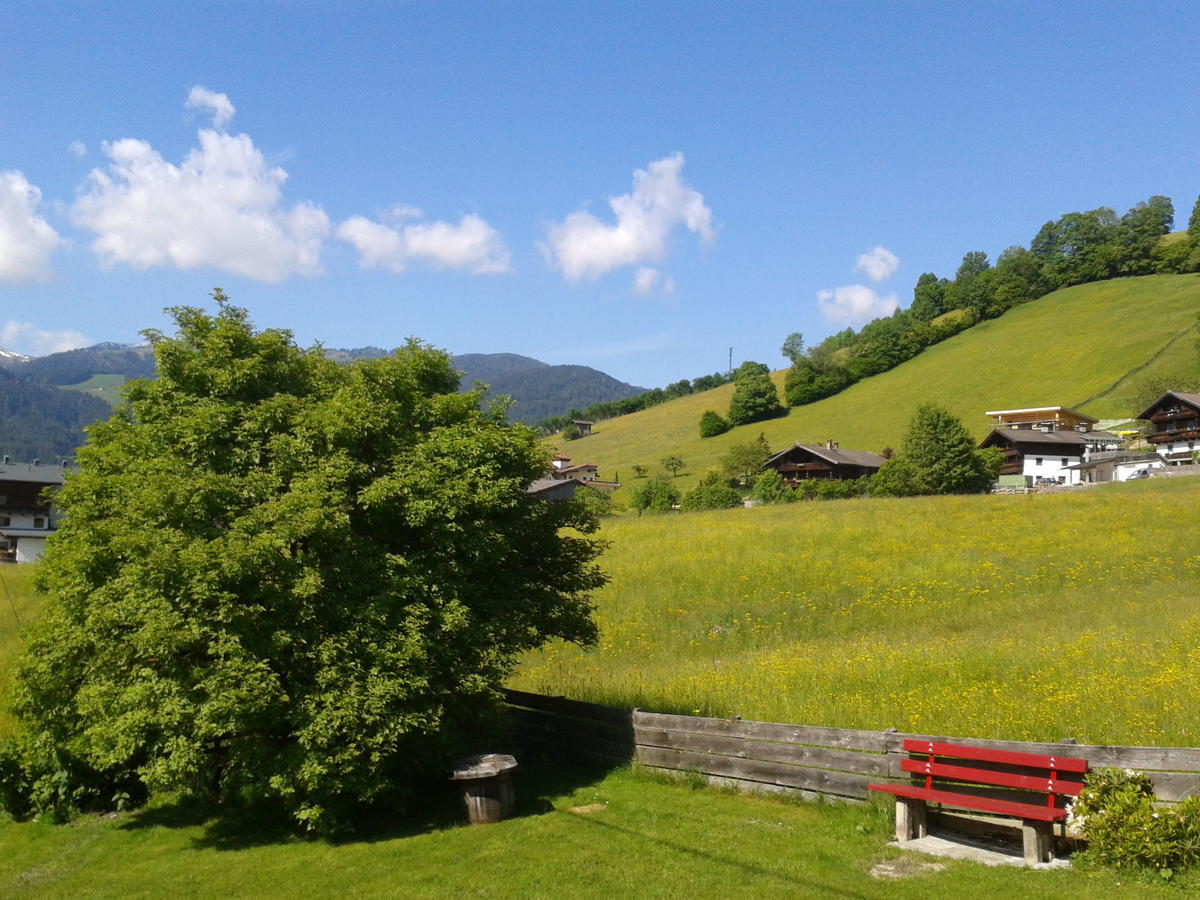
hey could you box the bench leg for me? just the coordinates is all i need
[895,797,927,843]
[1022,820,1052,865]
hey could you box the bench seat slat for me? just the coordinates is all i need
[868,783,1069,822]
[899,758,1084,796]
[901,739,1087,773]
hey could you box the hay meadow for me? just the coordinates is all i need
[513,476,1200,746]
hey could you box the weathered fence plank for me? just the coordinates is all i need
[636,745,876,798]
[633,711,887,753]
[504,689,631,725]
[890,733,1200,777]
[511,706,633,745]
[503,691,1200,806]
[633,725,891,777]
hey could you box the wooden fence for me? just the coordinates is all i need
[503,689,1200,805]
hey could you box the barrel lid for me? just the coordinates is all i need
[451,753,518,780]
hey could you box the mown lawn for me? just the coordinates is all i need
[514,476,1200,746]
[558,274,1200,500]
[0,764,1189,897]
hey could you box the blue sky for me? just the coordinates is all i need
[3,1,1199,387]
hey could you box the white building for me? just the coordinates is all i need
[978,405,1122,486]
[0,457,71,562]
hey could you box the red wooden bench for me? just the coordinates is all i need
[868,739,1089,864]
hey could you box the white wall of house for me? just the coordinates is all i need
[1154,440,1198,464]
[2,510,52,529]
[1115,461,1162,481]
[1020,453,1083,485]
[15,536,47,563]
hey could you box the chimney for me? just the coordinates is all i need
[32,458,39,466]
[2,455,8,465]
[826,438,834,450]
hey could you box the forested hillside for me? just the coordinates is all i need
[0,368,110,461]
[0,344,645,459]
[453,353,645,423]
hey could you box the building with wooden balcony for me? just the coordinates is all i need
[984,405,1099,432]
[1136,390,1200,465]
[762,440,885,483]
[978,404,1122,486]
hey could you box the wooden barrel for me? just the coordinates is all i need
[451,753,518,824]
[461,772,515,824]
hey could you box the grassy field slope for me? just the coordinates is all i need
[563,274,1200,492]
[514,475,1200,746]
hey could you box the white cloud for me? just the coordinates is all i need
[633,267,660,295]
[68,140,87,157]
[818,285,899,327]
[632,267,679,297]
[73,114,331,283]
[0,171,63,283]
[543,153,714,282]
[0,321,92,356]
[338,212,510,275]
[854,245,900,283]
[186,85,236,130]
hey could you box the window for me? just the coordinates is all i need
[1035,457,1043,466]
[0,516,8,526]
[1061,458,1068,466]
[33,517,45,529]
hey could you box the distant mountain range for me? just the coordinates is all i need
[0,344,644,461]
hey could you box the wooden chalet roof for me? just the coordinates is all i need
[979,428,1086,449]
[984,405,1099,424]
[1136,390,1200,421]
[0,461,73,486]
[763,444,885,470]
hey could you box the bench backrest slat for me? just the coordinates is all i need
[899,758,1084,796]
[900,739,1088,773]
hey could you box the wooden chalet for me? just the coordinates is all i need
[762,440,885,482]
[984,406,1099,432]
[1136,390,1200,464]
[978,428,1088,484]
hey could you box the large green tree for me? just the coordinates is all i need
[727,361,785,426]
[6,298,605,832]
[871,404,1000,496]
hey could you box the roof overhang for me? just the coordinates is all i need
[984,406,1099,423]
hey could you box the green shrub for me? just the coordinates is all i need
[698,410,731,438]
[681,471,743,511]
[815,477,869,500]
[751,469,794,504]
[1072,768,1200,876]
[630,475,680,514]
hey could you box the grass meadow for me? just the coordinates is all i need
[0,764,1188,897]
[513,476,1200,746]
[2,480,1199,892]
[559,274,1200,499]
[59,373,127,407]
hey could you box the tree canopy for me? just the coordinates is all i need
[871,404,1000,496]
[6,297,606,832]
[727,361,785,426]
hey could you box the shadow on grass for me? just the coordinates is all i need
[118,751,622,853]
[562,810,874,898]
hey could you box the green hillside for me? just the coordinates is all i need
[563,274,1200,489]
[60,372,128,406]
